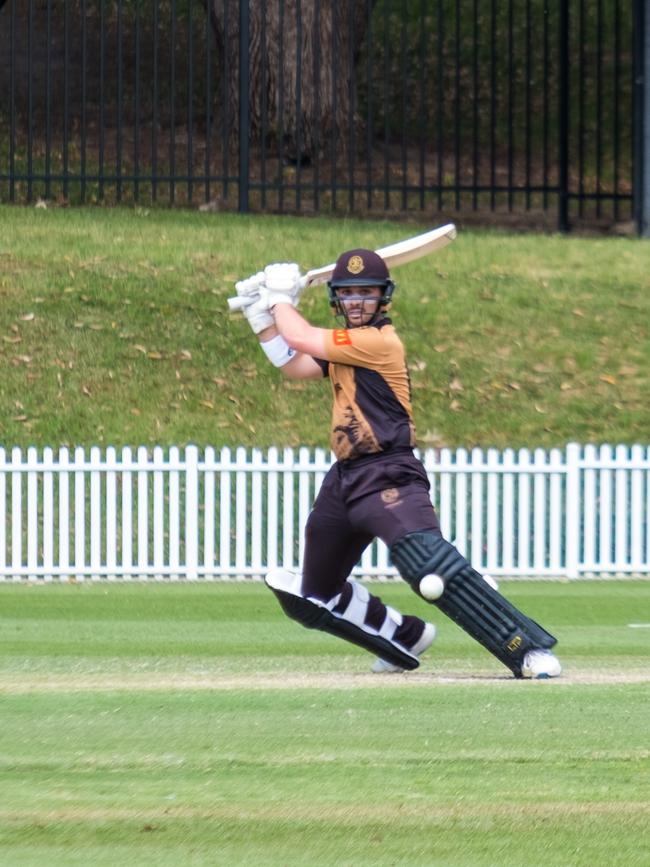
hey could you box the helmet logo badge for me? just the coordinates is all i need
[347,255,364,275]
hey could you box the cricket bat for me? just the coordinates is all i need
[227,223,457,310]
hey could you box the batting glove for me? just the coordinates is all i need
[243,294,274,335]
[235,271,266,299]
[262,262,303,308]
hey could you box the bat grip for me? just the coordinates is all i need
[227,295,255,311]
[228,273,310,310]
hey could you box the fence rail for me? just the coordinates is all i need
[1,444,649,582]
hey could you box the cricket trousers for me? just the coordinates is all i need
[301,448,441,650]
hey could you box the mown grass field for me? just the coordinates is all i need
[1,205,649,865]
[1,204,649,449]
[1,580,649,866]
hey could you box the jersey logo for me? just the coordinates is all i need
[333,329,352,346]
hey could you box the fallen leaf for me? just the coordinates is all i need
[420,429,446,446]
[599,374,617,385]
[449,377,464,392]
[19,313,35,321]
[199,400,214,409]
[147,351,163,360]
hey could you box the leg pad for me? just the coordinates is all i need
[390,532,556,677]
[265,569,420,671]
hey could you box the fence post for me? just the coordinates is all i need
[558,0,570,232]
[565,443,581,579]
[185,444,199,580]
[11,447,22,579]
[27,446,38,580]
[43,447,56,580]
[0,448,5,576]
[238,0,250,212]
[634,0,650,235]
[74,446,86,580]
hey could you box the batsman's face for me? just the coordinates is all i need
[336,286,383,327]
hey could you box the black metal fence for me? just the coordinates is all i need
[0,0,641,232]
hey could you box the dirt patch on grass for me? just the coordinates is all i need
[2,669,649,694]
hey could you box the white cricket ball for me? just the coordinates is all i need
[419,573,445,600]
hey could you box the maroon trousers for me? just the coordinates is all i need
[301,449,441,650]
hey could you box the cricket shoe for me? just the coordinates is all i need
[520,649,562,679]
[371,622,436,673]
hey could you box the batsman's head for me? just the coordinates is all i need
[327,249,395,327]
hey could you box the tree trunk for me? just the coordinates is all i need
[209,0,375,162]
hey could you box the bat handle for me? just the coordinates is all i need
[228,273,311,311]
[227,295,255,311]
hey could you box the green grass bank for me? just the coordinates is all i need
[1,205,648,449]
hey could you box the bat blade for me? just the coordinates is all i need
[227,223,457,310]
[304,223,457,287]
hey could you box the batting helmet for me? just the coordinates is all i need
[327,249,395,312]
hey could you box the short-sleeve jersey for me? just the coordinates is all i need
[316,317,416,461]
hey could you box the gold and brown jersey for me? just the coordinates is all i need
[315,318,416,461]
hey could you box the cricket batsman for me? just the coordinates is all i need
[234,249,562,678]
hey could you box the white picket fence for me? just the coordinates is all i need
[0,443,649,581]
